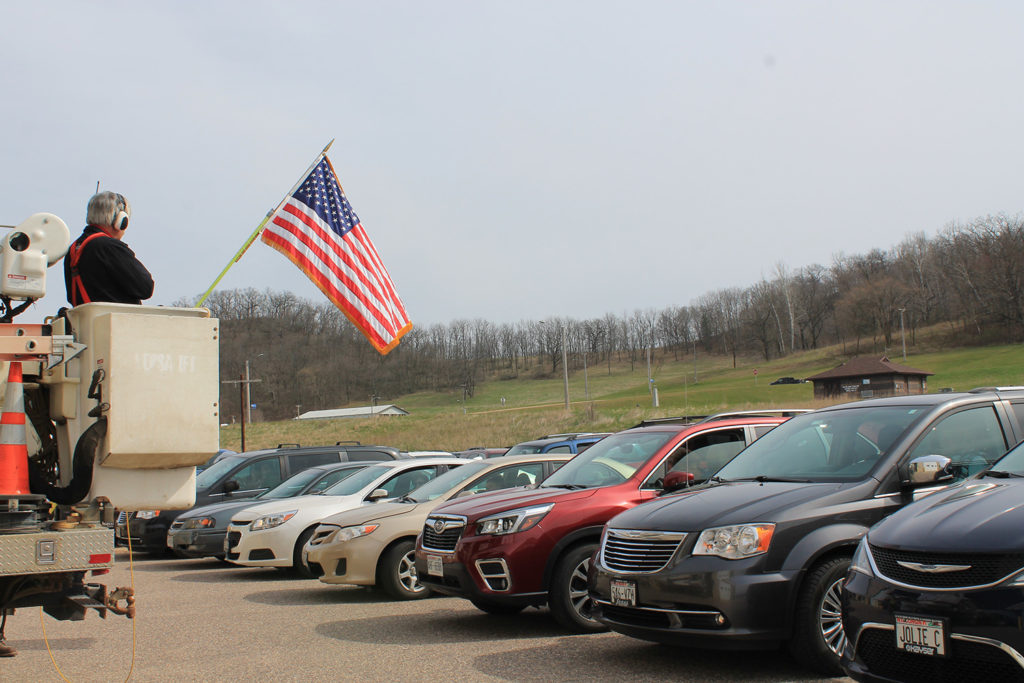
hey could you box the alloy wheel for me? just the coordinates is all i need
[818,576,847,656]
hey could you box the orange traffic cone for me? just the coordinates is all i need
[0,362,30,495]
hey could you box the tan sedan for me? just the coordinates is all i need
[304,453,571,599]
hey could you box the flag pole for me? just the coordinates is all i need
[194,139,335,307]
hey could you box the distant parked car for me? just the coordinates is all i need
[842,439,1024,681]
[226,457,463,577]
[503,433,611,456]
[117,443,402,553]
[770,376,806,385]
[305,453,571,599]
[167,461,374,560]
[454,448,510,459]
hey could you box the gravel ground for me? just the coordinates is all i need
[1,549,851,682]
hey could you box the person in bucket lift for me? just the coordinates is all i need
[63,191,154,306]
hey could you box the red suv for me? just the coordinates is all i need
[414,411,802,632]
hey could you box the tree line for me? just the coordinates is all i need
[193,214,1024,422]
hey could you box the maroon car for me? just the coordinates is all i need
[415,411,802,632]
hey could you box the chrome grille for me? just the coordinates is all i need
[601,529,687,573]
[422,516,466,552]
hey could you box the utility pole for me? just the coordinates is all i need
[222,374,258,452]
[898,308,907,361]
[243,357,263,424]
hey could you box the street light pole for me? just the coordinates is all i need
[560,324,569,410]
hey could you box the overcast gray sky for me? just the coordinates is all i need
[3,2,1022,328]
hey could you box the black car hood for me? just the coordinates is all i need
[871,478,1024,554]
[608,481,847,531]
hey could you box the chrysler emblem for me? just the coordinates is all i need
[434,520,445,533]
[897,561,971,573]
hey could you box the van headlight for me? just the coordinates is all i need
[849,537,874,577]
[693,523,775,559]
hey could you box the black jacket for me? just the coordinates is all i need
[63,226,155,305]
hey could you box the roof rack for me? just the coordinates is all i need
[696,409,811,424]
[630,416,707,429]
[968,386,1024,394]
[541,432,606,440]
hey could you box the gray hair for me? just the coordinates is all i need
[86,191,130,227]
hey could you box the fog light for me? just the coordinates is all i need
[715,614,726,626]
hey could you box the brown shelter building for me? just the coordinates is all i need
[805,356,933,400]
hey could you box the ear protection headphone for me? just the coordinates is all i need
[112,193,130,232]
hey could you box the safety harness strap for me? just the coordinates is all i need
[68,232,106,306]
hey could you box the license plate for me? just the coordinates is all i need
[895,614,946,656]
[427,554,443,577]
[610,579,636,607]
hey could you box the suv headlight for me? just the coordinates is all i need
[250,510,298,531]
[477,504,553,536]
[693,523,775,559]
[335,524,379,543]
[849,536,874,577]
[134,510,161,520]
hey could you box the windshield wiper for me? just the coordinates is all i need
[733,475,812,483]
[542,483,588,490]
[981,470,1024,479]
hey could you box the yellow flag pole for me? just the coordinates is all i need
[194,139,335,307]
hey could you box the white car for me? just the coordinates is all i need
[225,457,462,576]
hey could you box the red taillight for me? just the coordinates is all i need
[89,553,112,564]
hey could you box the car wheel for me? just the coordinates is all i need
[470,599,525,615]
[549,543,606,633]
[789,556,850,676]
[378,540,432,600]
[293,527,323,579]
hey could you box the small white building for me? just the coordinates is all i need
[294,404,409,420]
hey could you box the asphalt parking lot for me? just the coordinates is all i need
[3,549,850,682]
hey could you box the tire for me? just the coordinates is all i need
[548,543,606,633]
[378,540,432,600]
[788,556,850,676]
[470,599,525,616]
[293,527,323,579]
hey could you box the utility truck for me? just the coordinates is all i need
[0,212,218,623]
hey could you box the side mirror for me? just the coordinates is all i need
[367,488,390,501]
[905,455,954,486]
[223,480,240,495]
[662,470,695,493]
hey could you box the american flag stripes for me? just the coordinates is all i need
[260,156,411,354]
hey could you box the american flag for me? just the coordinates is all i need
[260,156,412,354]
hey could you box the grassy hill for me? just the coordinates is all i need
[220,338,1024,453]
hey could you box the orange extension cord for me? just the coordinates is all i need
[40,528,138,682]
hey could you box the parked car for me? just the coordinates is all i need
[415,411,797,632]
[454,447,510,459]
[117,443,402,553]
[589,388,1024,675]
[305,453,571,599]
[167,461,375,560]
[842,439,1024,681]
[226,457,462,577]
[503,432,611,456]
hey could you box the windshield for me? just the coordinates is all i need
[542,431,675,488]
[505,443,543,455]
[407,461,489,502]
[714,406,924,482]
[321,465,390,495]
[195,455,246,490]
